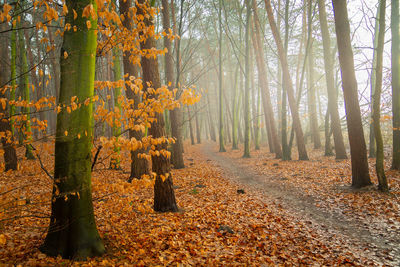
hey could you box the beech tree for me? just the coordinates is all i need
[332,0,371,188]
[264,0,309,160]
[317,0,347,159]
[137,0,178,212]
[40,0,105,258]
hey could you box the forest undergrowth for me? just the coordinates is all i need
[0,142,398,265]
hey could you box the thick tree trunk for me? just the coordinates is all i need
[332,0,371,188]
[40,0,105,258]
[138,0,178,212]
[373,0,388,192]
[392,0,400,169]
[161,0,185,169]
[317,0,347,159]
[119,0,150,180]
[264,0,308,160]
[251,0,282,158]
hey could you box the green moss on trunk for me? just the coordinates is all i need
[40,0,105,259]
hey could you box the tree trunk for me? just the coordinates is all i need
[119,0,150,180]
[332,0,371,188]
[17,9,34,160]
[307,0,321,149]
[206,93,216,142]
[369,6,380,159]
[324,108,334,156]
[109,47,122,169]
[251,0,282,158]
[317,0,347,159]
[373,0,388,192]
[195,104,201,144]
[138,0,178,212]
[161,0,185,169]
[232,66,239,149]
[0,22,18,171]
[10,18,16,137]
[264,0,308,160]
[243,0,251,158]
[40,0,105,258]
[392,0,400,169]
[187,106,195,145]
[218,0,226,152]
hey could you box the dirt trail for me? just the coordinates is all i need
[201,142,400,266]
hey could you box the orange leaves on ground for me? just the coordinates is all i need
[0,143,369,265]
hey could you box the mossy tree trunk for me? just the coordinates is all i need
[40,0,105,259]
[17,4,34,160]
[138,0,178,212]
[332,0,371,188]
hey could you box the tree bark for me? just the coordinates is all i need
[392,0,400,169]
[119,0,150,181]
[243,0,251,158]
[218,0,226,152]
[137,0,178,212]
[161,0,185,169]
[17,7,34,160]
[0,21,18,171]
[251,0,282,158]
[332,0,371,188]
[373,0,388,192]
[264,0,308,160]
[317,0,347,159]
[40,0,105,258]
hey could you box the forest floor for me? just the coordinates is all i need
[0,141,399,266]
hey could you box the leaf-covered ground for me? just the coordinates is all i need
[0,141,398,265]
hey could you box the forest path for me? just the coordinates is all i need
[200,142,400,266]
